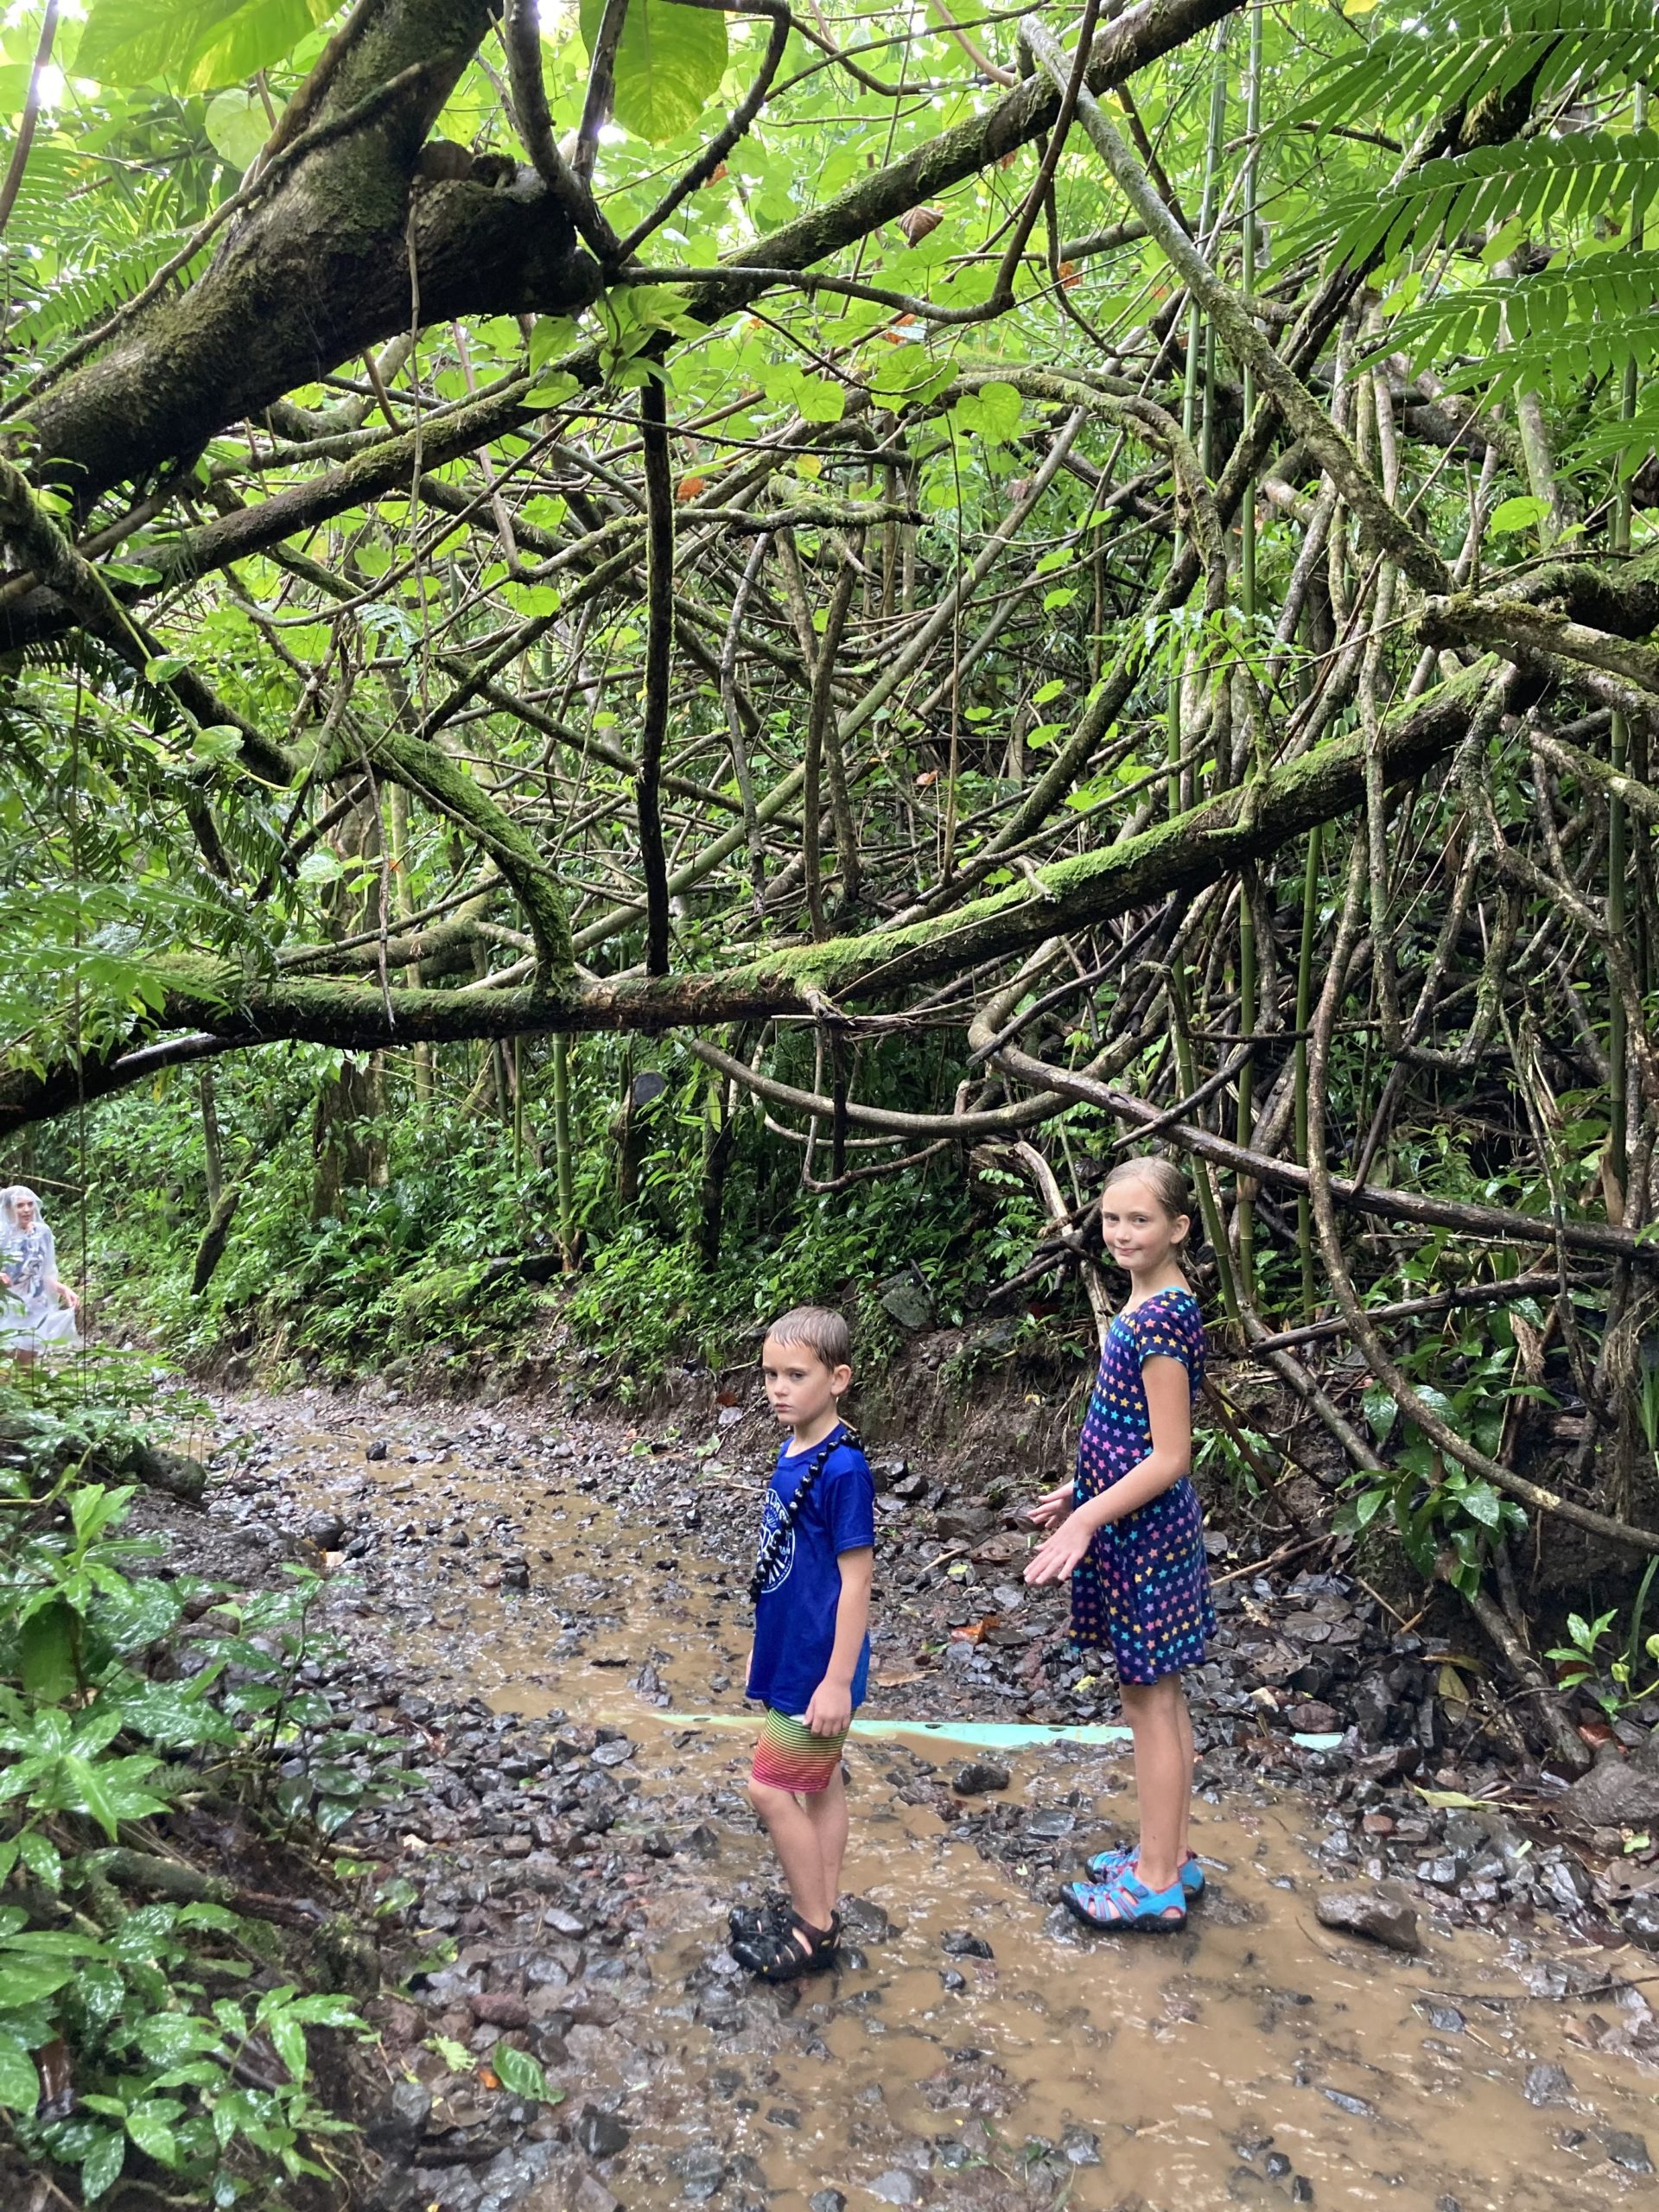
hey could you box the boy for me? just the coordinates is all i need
[731,1305,874,1981]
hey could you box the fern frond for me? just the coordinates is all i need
[1291,2,1659,134]
[1290,129,1659,265]
[2,228,195,367]
[1381,249,1659,397]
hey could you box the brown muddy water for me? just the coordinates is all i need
[222,1396,1659,2212]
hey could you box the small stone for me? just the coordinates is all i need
[499,1560,530,1592]
[304,1509,346,1548]
[575,2105,630,2159]
[940,1929,993,1959]
[591,1738,634,1767]
[869,2172,921,2206]
[543,1908,588,1937]
[365,2079,432,2165]
[1061,2125,1102,2166]
[1523,2063,1573,2108]
[1314,1886,1422,1955]
[470,1992,530,2029]
[366,1439,389,1461]
[809,2195,846,2212]
[1416,2001,1465,2034]
[1322,2088,1375,2119]
[1287,1700,1340,1733]
[679,2145,727,2202]
[951,1761,1010,1796]
[1603,2129,1654,2174]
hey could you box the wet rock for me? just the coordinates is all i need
[1522,2063,1573,2107]
[1314,1886,1421,1954]
[305,1509,347,1548]
[1415,2001,1465,2034]
[1061,2125,1102,2165]
[869,2171,922,2205]
[879,1270,935,1332]
[365,2079,433,2164]
[499,1560,530,1592]
[574,2104,630,2158]
[841,1897,895,1943]
[1286,1700,1340,1734]
[683,1821,721,1860]
[367,1439,390,1461]
[808,2195,846,2212]
[677,2144,728,2202]
[469,1992,530,2030]
[940,1929,993,1960]
[1561,1738,1659,1832]
[1322,2087,1376,2118]
[951,1761,1010,1796]
[1603,2128,1655,2174]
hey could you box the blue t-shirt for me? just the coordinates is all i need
[747,1425,875,1717]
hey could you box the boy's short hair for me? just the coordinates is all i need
[764,1305,852,1371]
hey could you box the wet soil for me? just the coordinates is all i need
[148,1385,1659,2212]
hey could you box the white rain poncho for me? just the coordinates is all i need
[0,1185,80,1354]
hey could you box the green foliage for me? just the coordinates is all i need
[579,0,728,144]
[77,0,337,94]
[0,1360,407,2202]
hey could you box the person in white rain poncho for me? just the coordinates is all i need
[0,1186,80,1357]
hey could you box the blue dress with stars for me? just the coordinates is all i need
[1071,1284,1214,1685]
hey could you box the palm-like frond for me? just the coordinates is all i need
[1382,249,1659,397]
[1291,1,1659,133]
[1290,129,1659,264]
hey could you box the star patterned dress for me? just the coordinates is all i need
[1070,1285,1214,1685]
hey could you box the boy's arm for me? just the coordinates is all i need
[804,1547,873,1738]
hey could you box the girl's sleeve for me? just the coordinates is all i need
[1134,1301,1198,1375]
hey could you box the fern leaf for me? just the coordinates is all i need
[1379,249,1659,397]
[1290,130,1659,265]
[1290,2,1659,135]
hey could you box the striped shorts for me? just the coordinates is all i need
[750,1707,849,1795]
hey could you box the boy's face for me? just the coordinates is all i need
[761,1335,850,1432]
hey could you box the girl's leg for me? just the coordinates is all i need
[1119,1675,1188,1894]
[1174,1680,1195,1860]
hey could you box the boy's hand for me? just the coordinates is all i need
[1026,1481,1073,1532]
[804,1679,852,1737]
[1024,1512,1097,1586]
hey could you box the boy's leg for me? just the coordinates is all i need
[746,1779,835,1939]
[1119,1675,1187,1897]
[801,1762,849,1911]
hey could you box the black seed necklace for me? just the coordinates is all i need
[748,1425,862,1605]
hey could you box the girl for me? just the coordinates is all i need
[0,1185,81,1361]
[1024,1155,1213,1929]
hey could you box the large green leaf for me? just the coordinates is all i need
[18,1598,79,1705]
[0,2031,39,2113]
[77,0,336,93]
[579,0,728,143]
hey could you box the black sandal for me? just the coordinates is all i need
[730,1910,840,1981]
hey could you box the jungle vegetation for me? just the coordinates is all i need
[3,0,1659,1774]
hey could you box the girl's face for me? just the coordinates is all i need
[13,1198,35,1232]
[1099,1179,1186,1272]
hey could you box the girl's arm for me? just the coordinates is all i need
[1025,1358,1192,1585]
[804,1546,874,1736]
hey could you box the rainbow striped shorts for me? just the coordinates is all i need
[750,1707,849,1795]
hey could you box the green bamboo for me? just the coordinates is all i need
[552,1033,576,1273]
[1609,80,1646,1203]
[1235,3,1263,1287]
[1294,826,1321,1317]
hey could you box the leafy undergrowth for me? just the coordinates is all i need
[0,1353,420,2209]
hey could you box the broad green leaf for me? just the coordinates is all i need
[126,2105,181,2166]
[1488,494,1550,535]
[581,0,728,143]
[0,2031,39,2113]
[19,1598,79,1704]
[0,1960,79,2005]
[79,2126,125,2201]
[491,2039,559,2103]
[78,0,337,93]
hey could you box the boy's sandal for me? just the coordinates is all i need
[1060,1872,1186,1930]
[731,1910,840,1981]
[1084,1845,1205,1897]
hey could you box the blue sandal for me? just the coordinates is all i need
[1085,1845,1205,1897]
[1061,1869,1187,1929]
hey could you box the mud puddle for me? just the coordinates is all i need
[216,1395,1659,2211]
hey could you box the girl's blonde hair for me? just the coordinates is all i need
[1101,1154,1193,1236]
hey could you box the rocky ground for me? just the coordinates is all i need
[127,1378,1659,2212]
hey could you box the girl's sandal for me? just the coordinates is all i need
[1085,1845,1205,1897]
[1060,1872,1187,1931]
[731,1910,841,1980]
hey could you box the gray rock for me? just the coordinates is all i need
[679,2146,727,2202]
[809,2195,847,2212]
[1314,1886,1422,1954]
[575,2105,630,2159]
[1062,2125,1102,2165]
[951,1761,1010,1796]
[1562,1738,1659,1832]
[365,2080,433,2165]
[305,1509,346,1549]
[366,1439,390,1461]
[868,2173,921,2206]
[1322,2087,1376,2118]
[1603,2129,1655,2175]
[879,1270,935,1332]
[1522,2063,1573,2107]
[940,1929,993,1959]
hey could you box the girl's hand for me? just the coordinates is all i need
[1024,1512,1100,1586]
[59,1286,79,1312]
[1025,1482,1073,1532]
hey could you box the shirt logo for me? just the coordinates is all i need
[756,1488,795,1595]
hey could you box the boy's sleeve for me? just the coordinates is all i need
[823,1445,876,1556]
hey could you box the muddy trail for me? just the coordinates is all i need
[146,1387,1659,2212]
